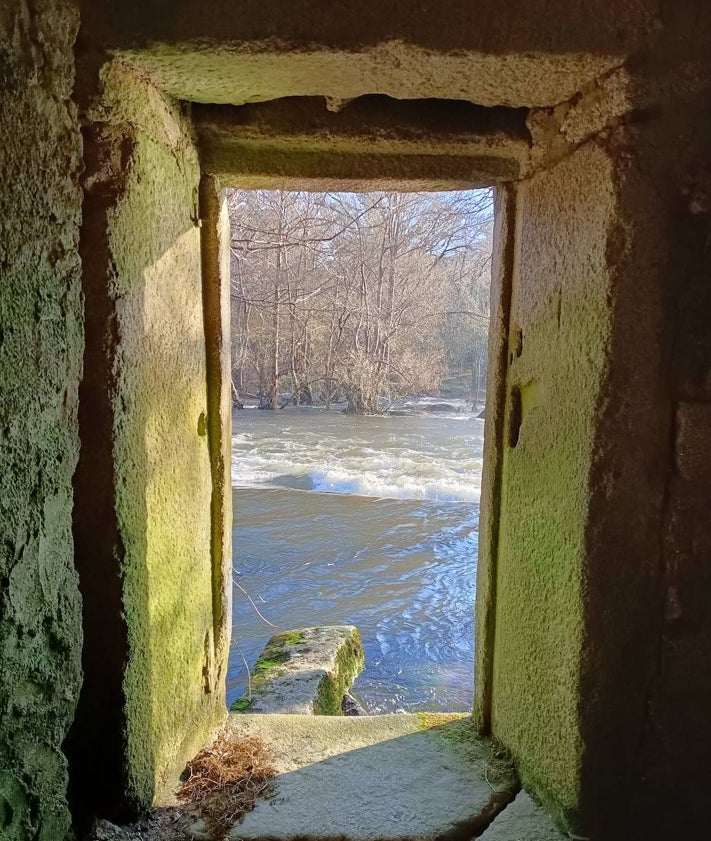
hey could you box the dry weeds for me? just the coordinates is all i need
[176,732,277,839]
[85,733,276,841]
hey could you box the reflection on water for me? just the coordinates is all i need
[228,403,484,713]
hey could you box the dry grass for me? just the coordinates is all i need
[176,732,277,839]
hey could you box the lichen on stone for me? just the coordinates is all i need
[231,626,364,715]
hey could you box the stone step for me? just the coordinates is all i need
[477,790,565,841]
[222,712,519,841]
[89,714,567,841]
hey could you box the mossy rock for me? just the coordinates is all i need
[230,626,364,715]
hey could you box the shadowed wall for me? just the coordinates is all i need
[0,3,83,839]
[67,59,228,825]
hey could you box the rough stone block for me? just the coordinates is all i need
[225,713,517,841]
[67,59,225,818]
[478,790,564,840]
[675,402,711,483]
[231,626,364,715]
[0,2,83,838]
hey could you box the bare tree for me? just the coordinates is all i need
[227,189,493,413]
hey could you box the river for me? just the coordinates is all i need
[228,399,485,713]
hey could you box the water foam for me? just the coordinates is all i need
[231,407,484,503]
[306,468,480,502]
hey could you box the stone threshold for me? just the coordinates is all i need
[90,713,564,841]
[217,712,563,841]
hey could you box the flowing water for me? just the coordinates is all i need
[228,399,485,713]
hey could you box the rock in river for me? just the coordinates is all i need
[230,626,365,715]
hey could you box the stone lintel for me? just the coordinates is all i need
[194,96,531,189]
[84,2,659,108]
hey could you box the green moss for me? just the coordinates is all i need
[254,651,291,672]
[248,648,293,691]
[314,629,364,715]
[250,631,308,682]
[270,630,307,647]
[486,146,616,826]
[416,712,468,731]
[94,60,222,811]
[230,696,254,712]
[0,3,83,838]
[314,676,342,715]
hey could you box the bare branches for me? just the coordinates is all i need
[228,188,494,412]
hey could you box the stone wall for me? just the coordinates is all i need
[67,60,227,823]
[476,13,711,836]
[487,144,618,826]
[618,14,711,833]
[199,175,233,705]
[0,2,84,839]
[1,3,710,840]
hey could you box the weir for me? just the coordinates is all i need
[3,3,711,841]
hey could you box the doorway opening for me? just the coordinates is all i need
[225,187,495,715]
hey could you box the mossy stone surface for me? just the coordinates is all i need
[231,626,364,715]
[70,60,227,816]
[0,2,83,839]
[487,144,616,825]
[106,65,227,809]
